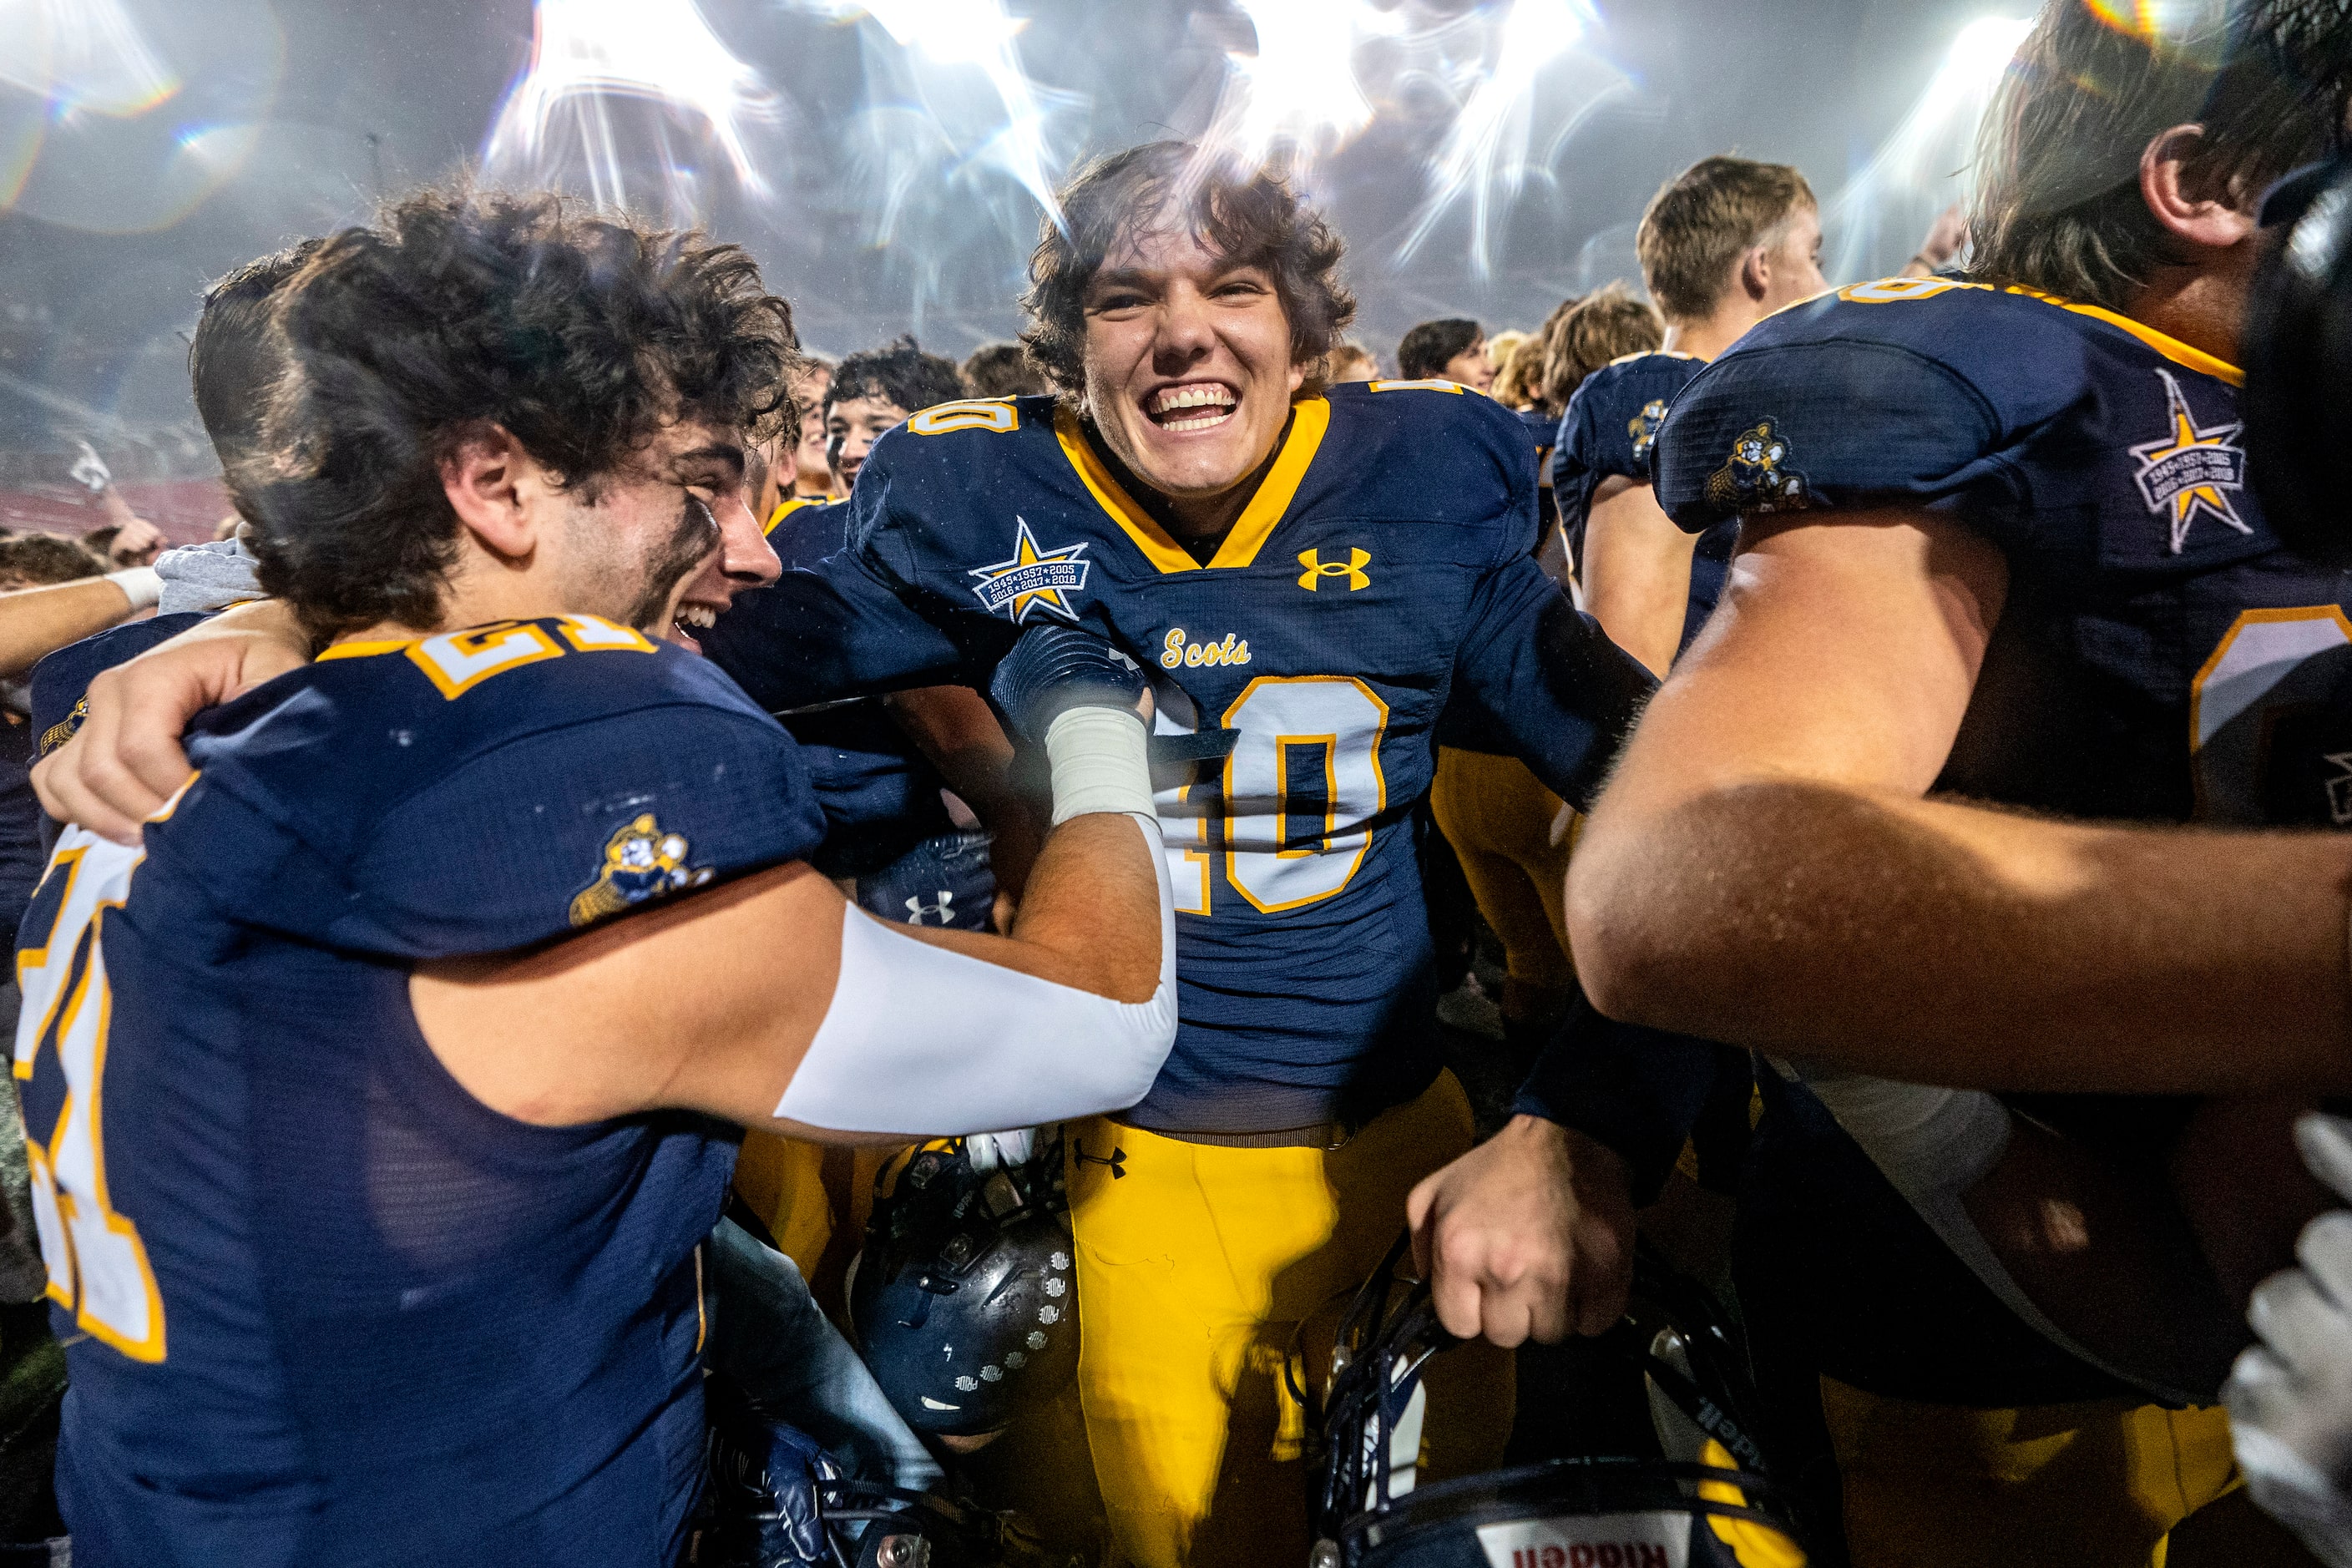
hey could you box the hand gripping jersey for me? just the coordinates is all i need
[1554,351,1731,658]
[761,497,962,882]
[705,386,1629,1135]
[18,615,823,1566]
[1658,276,2352,827]
[26,612,214,861]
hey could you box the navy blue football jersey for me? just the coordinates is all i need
[762,497,961,879]
[1555,352,1733,658]
[27,612,212,863]
[18,615,823,1565]
[706,387,1629,1133]
[1636,276,2352,1405]
[1657,276,2352,825]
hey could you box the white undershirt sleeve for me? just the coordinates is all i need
[774,812,1177,1136]
[1773,1058,2202,1407]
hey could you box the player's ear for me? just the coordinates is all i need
[440,422,539,561]
[2140,124,2258,252]
[1737,244,1772,306]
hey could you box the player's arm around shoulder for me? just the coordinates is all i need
[408,624,1177,1144]
[1569,498,2352,1091]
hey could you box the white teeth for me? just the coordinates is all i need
[677,604,716,630]
[1150,384,1237,417]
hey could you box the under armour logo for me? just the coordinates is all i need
[2329,753,2352,826]
[904,889,955,925]
[1074,1141,1126,1179]
[1297,548,1370,592]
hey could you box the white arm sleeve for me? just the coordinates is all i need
[1773,1058,2202,1407]
[774,812,1177,1136]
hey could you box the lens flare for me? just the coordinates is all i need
[1197,0,1390,175]
[482,0,780,219]
[0,0,180,118]
[1820,13,2033,282]
[2081,0,2213,43]
[1394,0,1606,276]
[800,0,1068,225]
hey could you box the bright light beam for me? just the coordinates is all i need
[804,0,1066,225]
[1821,14,2033,281]
[0,0,180,119]
[1395,0,1598,276]
[482,0,779,217]
[1198,0,1393,176]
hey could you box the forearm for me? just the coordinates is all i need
[900,809,1161,1002]
[1512,1001,1723,1206]
[0,577,144,677]
[1574,776,2352,1093]
[883,684,1044,897]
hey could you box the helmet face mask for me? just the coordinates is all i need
[848,1133,1081,1439]
[695,1376,1044,1568]
[1300,1238,1811,1568]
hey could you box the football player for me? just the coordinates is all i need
[22,188,1181,1565]
[1560,165,1965,679]
[825,336,964,489]
[1560,156,1825,678]
[33,148,1660,1568]
[1547,1,2352,1561]
[630,143,1659,1568]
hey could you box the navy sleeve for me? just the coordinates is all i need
[700,554,982,713]
[333,705,824,956]
[159,698,825,960]
[1444,554,1656,809]
[1510,996,1722,1207]
[28,611,212,760]
[1654,336,2021,542]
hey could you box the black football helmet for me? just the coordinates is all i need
[847,1133,1079,1439]
[1300,1237,1808,1568]
[694,1374,1047,1568]
[2248,152,2352,568]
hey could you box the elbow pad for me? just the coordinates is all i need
[1774,1059,2200,1407]
[776,813,1177,1136]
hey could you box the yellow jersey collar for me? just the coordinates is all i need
[2006,286,2243,387]
[1054,397,1332,574]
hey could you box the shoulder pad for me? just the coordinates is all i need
[1653,281,2142,532]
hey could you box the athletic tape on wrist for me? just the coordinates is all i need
[1044,705,1154,825]
[107,566,161,613]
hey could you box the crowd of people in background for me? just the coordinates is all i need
[13,4,2352,1567]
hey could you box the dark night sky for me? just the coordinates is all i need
[0,0,2005,453]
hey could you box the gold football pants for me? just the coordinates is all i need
[1822,1378,2263,1568]
[1055,1071,1515,1568]
[1429,745,1576,1011]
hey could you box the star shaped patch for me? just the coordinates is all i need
[968,518,1092,624]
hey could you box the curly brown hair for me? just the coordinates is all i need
[241,186,802,640]
[1020,142,1356,399]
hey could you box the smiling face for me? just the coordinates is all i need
[558,417,780,655]
[1078,218,1306,529]
[827,394,907,488]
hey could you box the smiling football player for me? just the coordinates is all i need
[694,140,1657,1568]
